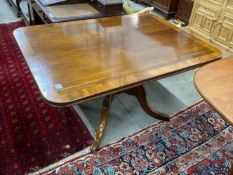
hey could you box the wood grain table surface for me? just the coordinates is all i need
[195,56,233,175]
[13,13,222,107]
[195,56,233,126]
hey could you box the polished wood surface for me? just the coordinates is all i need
[14,13,221,107]
[195,56,233,126]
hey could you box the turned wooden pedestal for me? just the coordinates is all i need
[91,85,170,151]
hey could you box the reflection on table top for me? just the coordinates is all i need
[14,13,222,106]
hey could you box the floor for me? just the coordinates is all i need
[0,0,228,147]
[75,70,201,146]
[0,0,20,23]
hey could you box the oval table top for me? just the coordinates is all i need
[195,56,233,126]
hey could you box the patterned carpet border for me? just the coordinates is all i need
[32,100,233,175]
[32,100,202,174]
[0,21,93,175]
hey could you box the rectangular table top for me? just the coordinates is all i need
[14,13,221,106]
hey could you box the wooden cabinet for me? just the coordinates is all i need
[151,0,170,11]
[141,0,150,4]
[193,2,220,36]
[213,11,233,48]
[175,0,194,25]
[135,0,179,19]
[187,0,233,53]
[22,0,123,25]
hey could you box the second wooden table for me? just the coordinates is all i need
[194,56,233,174]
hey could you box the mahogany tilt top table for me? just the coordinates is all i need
[194,56,233,175]
[14,13,222,151]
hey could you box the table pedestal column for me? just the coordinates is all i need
[90,95,113,152]
[90,85,170,152]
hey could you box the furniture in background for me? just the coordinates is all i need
[92,0,123,16]
[134,0,179,19]
[20,0,123,25]
[187,0,233,53]
[7,0,21,16]
[30,1,101,24]
[123,2,154,15]
[20,0,33,25]
[194,56,233,175]
[174,0,194,25]
[14,13,221,151]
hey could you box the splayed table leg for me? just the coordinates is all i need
[90,95,113,152]
[124,85,170,121]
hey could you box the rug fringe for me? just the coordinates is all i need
[29,147,91,175]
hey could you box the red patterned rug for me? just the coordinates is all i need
[0,22,93,174]
[35,101,233,175]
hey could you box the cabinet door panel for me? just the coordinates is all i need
[175,0,194,24]
[153,0,169,8]
[188,0,233,52]
[191,2,220,35]
[226,1,233,9]
[216,25,231,41]
[202,16,215,33]
[200,0,225,5]
[213,11,233,46]
[193,12,204,28]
